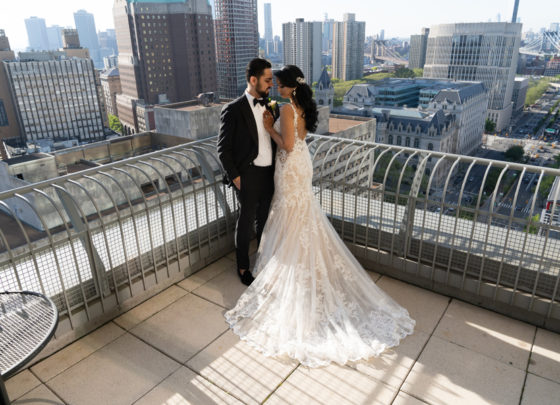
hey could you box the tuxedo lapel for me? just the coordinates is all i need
[239,96,259,145]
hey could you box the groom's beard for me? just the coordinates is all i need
[256,85,270,99]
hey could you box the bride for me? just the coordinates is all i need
[224,65,415,367]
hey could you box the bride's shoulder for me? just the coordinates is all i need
[280,104,293,114]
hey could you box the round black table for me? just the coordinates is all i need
[0,291,58,405]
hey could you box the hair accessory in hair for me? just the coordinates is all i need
[296,77,306,85]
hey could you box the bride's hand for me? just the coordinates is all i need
[263,110,274,131]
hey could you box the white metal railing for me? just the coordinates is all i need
[1,134,560,336]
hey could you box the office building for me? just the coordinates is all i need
[343,78,488,155]
[100,68,121,117]
[214,0,258,99]
[409,28,429,69]
[113,0,218,133]
[423,22,522,132]
[61,29,90,59]
[283,18,322,84]
[511,77,529,116]
[46,26,63,50]
[73,10,102,67]
[3,57,104,143]
[322,16,334,52]
[0,30,20,141]
[332,14,365,81]
[25,17,49,51]
[264,3,273,42]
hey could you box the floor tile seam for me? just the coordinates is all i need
[395,390,431,404]
[524,369,560,385]
[127,363,184,405]
[429,333,532,372]
[260,363,301,404]
[181,362,251,405]
[394,296,452,401]
[41,379,70,404]
[29,320,128,384]
[116,289,193,330]
[182,328,231,367]
[518,326,538,405]
[6,371,43,401]
[190,290,232,310]
[175,265,233,294]
[113,330,186,367]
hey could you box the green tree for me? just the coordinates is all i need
[525,213,541,234]
[485,118,496,133]
[393,67,416,78]
[412,68,423,77]
[553,154,560,168]
[108,114,123,134]
[505,145,525,162]
[539,175,555,198]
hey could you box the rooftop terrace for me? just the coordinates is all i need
[1,132,560,404]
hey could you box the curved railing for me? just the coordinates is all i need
[0,133,559,336]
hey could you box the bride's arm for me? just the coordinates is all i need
[263,105,295,152]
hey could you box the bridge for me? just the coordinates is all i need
[519,31,560,56]
[371,40,408,65]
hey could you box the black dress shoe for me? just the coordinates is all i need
[237,268,254,286]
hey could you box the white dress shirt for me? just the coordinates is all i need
[245,91,273,167]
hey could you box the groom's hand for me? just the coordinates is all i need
[233,176,241,190]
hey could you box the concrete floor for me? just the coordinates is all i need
[5,254,560,405]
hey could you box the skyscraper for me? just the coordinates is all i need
[46,25,63,50]
[25,17,49,51]
[322,15,335,53]
[73,10,101,67]
[409,28,429,69]
[332,14,365,81]
[423,22,521,131]
[113,0,217,133]
[214,0,258,99]
[264,3,273,42]
[283,18,322,84]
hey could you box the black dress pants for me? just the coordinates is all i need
[235,165,274,270]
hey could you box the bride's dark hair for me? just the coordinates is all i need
[274,65,318,133]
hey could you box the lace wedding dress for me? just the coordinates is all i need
[225,104,415,367]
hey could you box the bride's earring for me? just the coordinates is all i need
[292,89,296,97]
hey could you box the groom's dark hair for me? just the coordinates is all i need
[246,58,272,82]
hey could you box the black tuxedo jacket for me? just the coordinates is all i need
[217,94,278,186]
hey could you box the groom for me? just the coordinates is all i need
[218,58,278,286]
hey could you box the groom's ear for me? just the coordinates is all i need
[249,75,258,88]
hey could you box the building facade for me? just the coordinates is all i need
[0,30,19,141]
[342,78,487,156]
[101,68,121,117]
[423,22,522,132]
[113,0,218,133]
[46,26,64,50]
[264,3,273,42]
[25,17,49,51]
[314,67,334,111]
[282,18,322,84]
[214,0,258,99]
[409,28,429,69]
[332,13,365,81]
[511,77,529,116]
[3,58,104,142]
[73,10,102,67]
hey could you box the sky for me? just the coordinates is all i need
[0,0,557,51]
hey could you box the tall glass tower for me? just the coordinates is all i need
[214,0,259,99]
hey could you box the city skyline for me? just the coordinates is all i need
[0,0,557,51]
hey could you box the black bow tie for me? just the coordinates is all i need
[253,98,267,107]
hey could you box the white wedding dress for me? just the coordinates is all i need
[225,104,415,367]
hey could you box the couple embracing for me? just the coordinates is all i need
[218,58,414,367]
